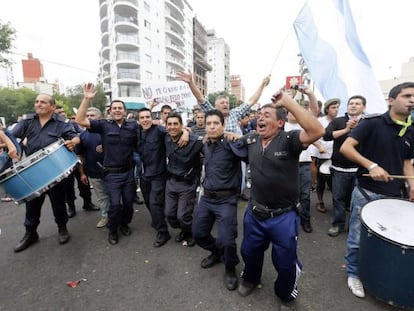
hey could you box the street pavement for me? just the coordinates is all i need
[0,188,408,311]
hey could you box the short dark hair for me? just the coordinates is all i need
[205,109,225,125]
[347,95,366,106]
[166,112,182,125]
[388,82,414,99]
[109,99,126,110]
[260,104,287,121]
[137,107,151,118]
[161,104,172,112]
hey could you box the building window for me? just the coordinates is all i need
[146,71,152,80]
[145,54,152,63]
[144,1,150,11]
[144,20,151,30]
[145,37,151,48]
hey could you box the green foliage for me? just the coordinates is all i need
[0,21,16,66]
[0,83,107,125]
[0,87,37,124]
[207,91,238,109]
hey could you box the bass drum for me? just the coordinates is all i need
[359,198,414,308]
[0,139,79,204]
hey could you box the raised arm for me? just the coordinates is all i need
[75,83,97,128]
[271,90,324,145]
[246,75,270,106]
[176,70,205,103]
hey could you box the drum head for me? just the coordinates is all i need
[319,159,331,175]
[361,199,414,247]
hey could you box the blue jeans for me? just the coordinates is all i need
[345,187,385,277]
[298,163,311,220]
[331,169,355,228]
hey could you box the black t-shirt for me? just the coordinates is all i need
[350,112,414,196]
[241,130,303,209]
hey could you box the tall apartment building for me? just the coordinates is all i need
[193,17,212,97]
[206,30,230,94]
[230,74,245,102]
[98,0,196,108]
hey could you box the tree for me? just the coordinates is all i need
[64,83,107,114]
[0,21,16,67]
[0,87,37,124]
[208,91,238,109]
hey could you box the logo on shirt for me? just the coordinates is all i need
[274,151,288,157]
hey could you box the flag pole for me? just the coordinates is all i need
[269,0,308,76]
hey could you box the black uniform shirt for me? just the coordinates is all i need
[350,112,414,196]
[203,137,247,191]
[12,113,78,155]
[137,124,167,178]
[165,133,203,177]
[89,118,138,167]
[241,130,303,209]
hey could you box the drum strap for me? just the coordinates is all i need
[357,185,373,202]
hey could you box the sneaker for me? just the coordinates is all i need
[96,217,108,228]
[315,202,327,213]
[347,276,365,298]
[327,226,344,237]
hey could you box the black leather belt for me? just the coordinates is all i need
[167,173,188,182]
[204,188,238,199]
[299,162,311,167]
[251,199,295,220]
[103,163,133,174]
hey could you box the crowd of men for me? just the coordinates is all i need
[1,75,414,311]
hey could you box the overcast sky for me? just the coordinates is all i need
[1,0,413,102]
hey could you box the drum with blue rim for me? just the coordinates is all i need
[0,139,79,204]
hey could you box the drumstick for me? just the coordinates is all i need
[362,174,414,179]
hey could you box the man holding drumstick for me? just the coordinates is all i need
[340,82,414,298]
[11,94,80,252]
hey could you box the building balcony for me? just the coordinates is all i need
[165,29,184,46]
[114,0,138,11]
[101,32,109,47]
[165,41,185,58]
[165,0,184,20]
[114,15,138,32]
[100,17,109,33]
[117,72,141,83]
[100,1,108,19]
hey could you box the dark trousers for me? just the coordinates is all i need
[64,169,91,203]
[24,180,68,230]
[165,178,197,232]
[104,169,135,232]
[298,163,311,220]
[240,206,302,301]
[331,169,355,228]
[192,194,239,269]
[316,158,332,196]
[140,174,168,233]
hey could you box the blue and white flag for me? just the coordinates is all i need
[293,0,386,114]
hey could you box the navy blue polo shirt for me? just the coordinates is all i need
[350,112,414,196]
[240,131,303,209]
[89,119,138,167]
[11,113,78,155]
[203,137,247,191]
[76,130,104,178]
[165,133,203,177]
[137,124,167,178]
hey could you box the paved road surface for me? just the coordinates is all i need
[0,189,408,311]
